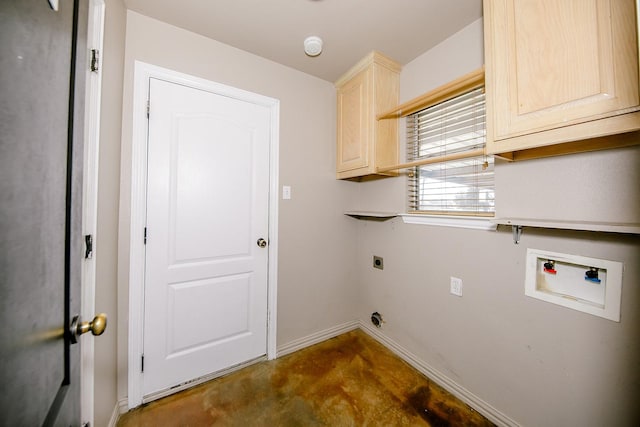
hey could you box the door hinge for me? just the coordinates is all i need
[141,354,144,373]
[84,234,93,259]
[90,48,99,72]
[146,100,150,118]
[144,227,147,245]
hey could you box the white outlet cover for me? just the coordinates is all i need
[282,185,291,200]
[450,277,463,296]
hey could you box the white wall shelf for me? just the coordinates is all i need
[344,211,398,221]
[493,217,640,235]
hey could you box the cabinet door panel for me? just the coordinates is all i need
[491,0,639,140]
[514,1,601,114]
[337,69,370,172]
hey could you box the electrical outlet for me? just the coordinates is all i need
[450,277,463,296]
[373,256,383,270]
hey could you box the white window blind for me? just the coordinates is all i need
[407,87,494,216]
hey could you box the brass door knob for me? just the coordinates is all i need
[257,238,267,248]
[69,313,107,344]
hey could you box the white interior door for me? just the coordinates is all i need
[142,77,271,397]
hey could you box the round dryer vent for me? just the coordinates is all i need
[371,312,383,328]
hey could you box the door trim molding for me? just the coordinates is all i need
[80,1,105,426]
[126,61,279,409]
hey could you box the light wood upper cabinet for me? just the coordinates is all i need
[484,0,640,158]
[336,51,401,180]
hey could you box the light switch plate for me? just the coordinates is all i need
[282,185,291,200]
[450,277,463,296]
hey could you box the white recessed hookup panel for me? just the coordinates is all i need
[525,249,623,322]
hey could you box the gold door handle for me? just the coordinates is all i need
[257,238,267,248]
[69,313,107,344]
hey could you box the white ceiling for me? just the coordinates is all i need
[124,0,483,82]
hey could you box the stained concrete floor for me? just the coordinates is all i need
[118,329,494,426]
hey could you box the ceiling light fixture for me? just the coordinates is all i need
[304,36,323,57]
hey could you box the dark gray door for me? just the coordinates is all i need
[0,0,87,425]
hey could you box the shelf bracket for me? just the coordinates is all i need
[512,225,523,244]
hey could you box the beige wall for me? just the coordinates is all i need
[355,19,640,427]
[95,0,126,426]
[96,11,639,426]
[115,10,359,403]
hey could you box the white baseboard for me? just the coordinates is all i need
[276,320,360,357]
[358,321,520,427]
[107,398,128,427]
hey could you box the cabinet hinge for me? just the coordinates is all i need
[146,100,150,119]
[141,354,144,373]
[90,49,99,72]
[144,227,147,245]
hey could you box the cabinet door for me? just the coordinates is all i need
[488,0,639,141]
[337,68,370,173]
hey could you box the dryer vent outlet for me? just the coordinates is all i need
[371,312,383,328]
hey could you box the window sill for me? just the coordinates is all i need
[400,213,497,231]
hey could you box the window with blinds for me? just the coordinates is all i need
[407,87,494,216]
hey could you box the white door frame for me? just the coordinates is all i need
[80,1,105,426]
[126,61,279,409]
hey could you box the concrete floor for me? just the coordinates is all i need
[118,329,494,426]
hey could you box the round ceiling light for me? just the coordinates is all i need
[304,36,323,57]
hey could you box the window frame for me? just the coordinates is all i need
[374,68,496,230]
[406,88,494,218]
